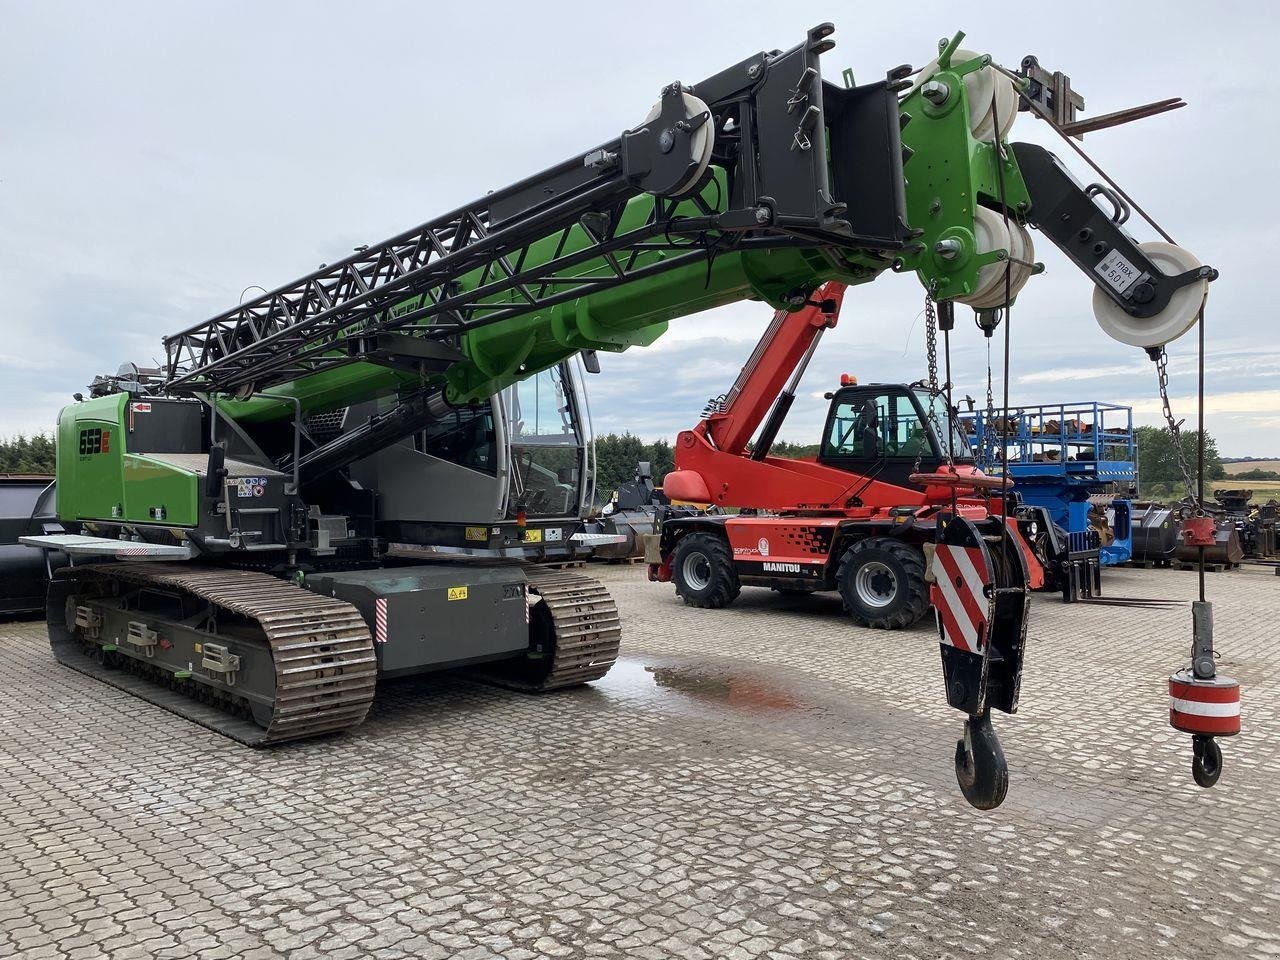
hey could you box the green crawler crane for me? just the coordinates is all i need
[25,27,1212,809]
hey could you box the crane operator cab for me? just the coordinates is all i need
[346,359,600,558]
[819,384,972,488]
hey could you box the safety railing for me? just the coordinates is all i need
[964,401,1136,481]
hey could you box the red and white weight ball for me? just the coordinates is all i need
[1169,669,1241,737]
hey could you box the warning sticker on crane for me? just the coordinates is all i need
[233,478,268,498]
[930,544,989,653]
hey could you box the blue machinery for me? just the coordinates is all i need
[967,401,1136,566]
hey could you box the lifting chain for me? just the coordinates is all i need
[1151,345,1199,506]
[917,295,956,476]
[979,339,998,470]
[924,295,941,396]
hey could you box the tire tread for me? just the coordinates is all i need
[672,533,741,609]
[836,537,929,630]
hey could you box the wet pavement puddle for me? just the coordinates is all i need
[593,656,816,719]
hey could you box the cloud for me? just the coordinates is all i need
[0,354,55,371]
[1,1,1276,462]
[1017,362,1147,384]
[1121,389,1280,417]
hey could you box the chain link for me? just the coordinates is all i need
[977,339,998,469]
[1152,346,1198,505]
[924,296,939,395]
[917,295,956,476]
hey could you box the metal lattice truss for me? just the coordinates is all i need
[162,23,908,397]
[164,156,720,395]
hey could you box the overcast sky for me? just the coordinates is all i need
[2,2,1277,456]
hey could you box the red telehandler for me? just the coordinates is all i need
[647,282,1105,808]
[650,281,1083,629]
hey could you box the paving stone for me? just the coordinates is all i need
[0,564,1276,958]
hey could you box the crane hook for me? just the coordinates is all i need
[955,711,1009,810]
[1191,734,1223,788]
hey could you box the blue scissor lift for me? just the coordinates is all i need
[967,401,1136,566]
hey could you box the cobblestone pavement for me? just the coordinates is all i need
[1,564,1277,960]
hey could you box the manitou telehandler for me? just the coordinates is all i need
[649,282,1091,629]
[24,26,1214,808]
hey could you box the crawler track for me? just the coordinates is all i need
[473,566,621,691]
[48,563,376,746]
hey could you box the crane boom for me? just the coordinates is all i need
[158,29,1208,439]
[164,24,921,418]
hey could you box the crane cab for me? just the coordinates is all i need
[817,383,973,488]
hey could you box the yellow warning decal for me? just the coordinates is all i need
[465,526,487,542]
[522,528,543,543]
[447,586,468,601]
[193,643,203,653]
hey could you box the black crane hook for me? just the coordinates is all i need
[955,711,1009,810]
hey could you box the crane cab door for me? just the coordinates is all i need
[501,361,589,521]
[817,385,969,489]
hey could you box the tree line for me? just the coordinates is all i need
[1227,467,1280,481]
[1133,425,1225,499]
[592,433,675,498]
[1,425,1253,502]
[592,433,829,498]
[0,434,56,475]
[595,426,1238,503]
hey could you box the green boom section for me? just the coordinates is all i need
[112,39,1036,440]
[897,46,1032,299]
[224,170,888,424]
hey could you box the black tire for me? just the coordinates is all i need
[836,537,929,629]
[672,532,740,609]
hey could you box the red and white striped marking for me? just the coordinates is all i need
[374,597,388,644]
[1169,670,1240,736]
[931,544,990,653]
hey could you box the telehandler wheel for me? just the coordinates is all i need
[836,537,929,629]
[672,533,740,609]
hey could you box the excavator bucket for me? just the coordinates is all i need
[931,515,1029,718]
[1175,518,1244,567]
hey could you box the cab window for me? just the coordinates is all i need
[415,405,497,474]
[823,391,932,459]
[507,365,576,444]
